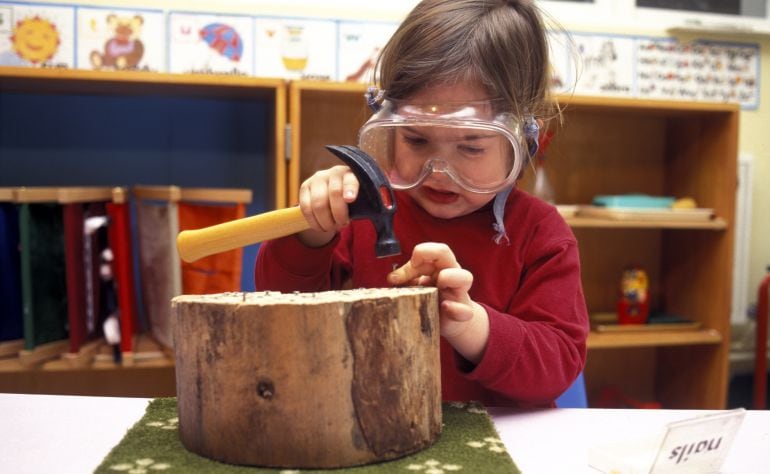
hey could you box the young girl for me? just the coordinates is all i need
[255,0,588,408]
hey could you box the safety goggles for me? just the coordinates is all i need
[357,99,527,194]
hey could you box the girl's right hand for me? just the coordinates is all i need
[296,165,360,248]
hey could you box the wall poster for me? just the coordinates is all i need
[77,6,164,72]
[168,12,254,76]
[0,2,74,68]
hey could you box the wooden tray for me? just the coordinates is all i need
[592,321,702,333]
[577,206,714,222]
[590,312,702,333]
[556,204,579,218]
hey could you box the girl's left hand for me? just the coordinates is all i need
[387,242,489,364]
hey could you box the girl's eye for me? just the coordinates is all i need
[403,135,428,146]
[459,144,485,155]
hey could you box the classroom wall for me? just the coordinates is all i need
[23,0,769,311]
[739,38,769,315]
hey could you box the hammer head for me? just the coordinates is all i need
[325,145,401,258]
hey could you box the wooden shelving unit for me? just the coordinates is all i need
[0,67,286,397]
[0,66,287,208]
[287,80,372,206]
[543,95,737,409]
[289,83,738,409]
[0,335,175,397]
[0,71,738,408]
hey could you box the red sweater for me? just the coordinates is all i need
[255,189,588,408]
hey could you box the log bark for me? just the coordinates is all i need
[171,287,441,468]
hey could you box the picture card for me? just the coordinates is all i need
[168,12,254,76]
[0,2,74,68]
[76,7,164,72]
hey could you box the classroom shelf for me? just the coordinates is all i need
[587,328,723,349]
[565,216,728,230]
[0,69,738,409]
[289,81,738,409]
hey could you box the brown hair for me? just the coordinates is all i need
[375,0,553,121]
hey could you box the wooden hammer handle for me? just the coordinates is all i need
[177,206,309,263]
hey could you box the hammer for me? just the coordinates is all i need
[176,145,401,262]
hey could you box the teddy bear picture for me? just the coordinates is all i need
[90,14,144,70]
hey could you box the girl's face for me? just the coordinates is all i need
[398,82,504,219]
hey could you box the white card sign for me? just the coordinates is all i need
[650,408,745,473]
[589,408,745,474]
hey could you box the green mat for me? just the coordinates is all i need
[96,399,519,473]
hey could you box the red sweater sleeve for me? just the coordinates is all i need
[463,236,588,404]
[254,190,588,408]
[452,222,588,405]
[254,234,351,292]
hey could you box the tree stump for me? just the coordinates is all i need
[171,287,441,468]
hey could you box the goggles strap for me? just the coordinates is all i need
[492,115,535,245]
[525,116,540,158]
[365,87,385,112]
[492,184,514,245]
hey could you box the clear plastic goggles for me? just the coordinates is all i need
[358,99,526,194]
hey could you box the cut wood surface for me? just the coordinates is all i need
[172,288,441,469]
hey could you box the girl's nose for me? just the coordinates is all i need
[426,159,451,173]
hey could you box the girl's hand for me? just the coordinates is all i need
[297,165,359,248]
[387,242,490,364]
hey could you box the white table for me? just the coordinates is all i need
[489,406,770,473]
[1,394,768,473]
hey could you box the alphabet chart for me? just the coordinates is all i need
[549,32,760,109]
[636,37,759,108]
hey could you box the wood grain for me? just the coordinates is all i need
[172,288,441,468]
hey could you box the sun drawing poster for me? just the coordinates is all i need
[76,7,164,72]
[0,2,74,68]
[168,12,254,75]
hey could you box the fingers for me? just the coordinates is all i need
[388,242,459,285]
[299,165,358,233]
[438,270,477,340]
[342,171,359,202]
[387,243,474,321]
[436,267,473,304]
[440,299,474,323]
[387,243,484,355]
